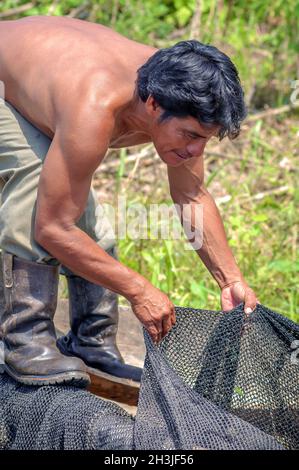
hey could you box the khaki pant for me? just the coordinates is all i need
[0,98,116,273]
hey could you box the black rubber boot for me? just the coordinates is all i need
[0,253,90,387]
[57,275,143,382]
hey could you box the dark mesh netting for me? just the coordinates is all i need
[0,304,298,450]
[0,373,135,450]
[134,304,299,450]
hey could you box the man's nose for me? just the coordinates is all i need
[186,140,206,158]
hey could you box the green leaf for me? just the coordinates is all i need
[251,213,268,222]
[175,6,192,27]
[268,260,299,274]
[234,386,245,397]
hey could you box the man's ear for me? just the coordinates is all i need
[145,95,160,117]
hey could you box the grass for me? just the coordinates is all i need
[59,111,298,323]
[3,1,296,321]
[107,112,299,323]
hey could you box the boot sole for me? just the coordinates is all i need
[4,364,91,387]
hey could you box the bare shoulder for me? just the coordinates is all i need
[55,69,129,148]
[56,97,116,161]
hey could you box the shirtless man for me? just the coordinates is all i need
[0,15,258,387]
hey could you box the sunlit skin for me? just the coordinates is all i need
[116,94,220,165]
[149,115,220,167]
[0,16,259,344]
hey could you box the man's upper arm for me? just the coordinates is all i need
[167,155,206,203]
[35,113,113,238]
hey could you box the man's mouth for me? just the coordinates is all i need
[175,152,190,160]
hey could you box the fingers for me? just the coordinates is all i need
[171,305,176,326]
[244,288,259,315]
[147,321,164,344]
[148,325,161,344]
[162,315,172,339]
[131,288,176,344]
[151,305,176,344]
[163,304,176,338]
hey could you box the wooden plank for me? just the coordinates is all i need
[87,368,140,406]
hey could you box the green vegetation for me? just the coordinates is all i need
[111,114,298,321]
[1,1,298,320]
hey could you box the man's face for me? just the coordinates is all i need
[146,98,220,167]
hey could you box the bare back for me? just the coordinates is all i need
[0,16,156,140]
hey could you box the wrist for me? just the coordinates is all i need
[220,279,245,290]
[213,267,245,290]
[122,270,148,304]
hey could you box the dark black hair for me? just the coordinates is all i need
[137,40,247,140]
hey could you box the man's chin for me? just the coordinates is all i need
[159,153,186,167]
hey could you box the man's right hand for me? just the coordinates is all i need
[129,280,176,344]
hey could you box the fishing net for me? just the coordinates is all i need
[0,304,298,450]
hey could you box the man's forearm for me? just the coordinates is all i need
[176,186,244,288]
[196,188,244,287]
[35,225,146,301]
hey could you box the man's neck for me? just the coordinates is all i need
[116,91,152,137]
[109,93,153,148]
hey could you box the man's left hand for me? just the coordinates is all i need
[221,280,260,314]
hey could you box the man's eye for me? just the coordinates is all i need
[188,134,198,140]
